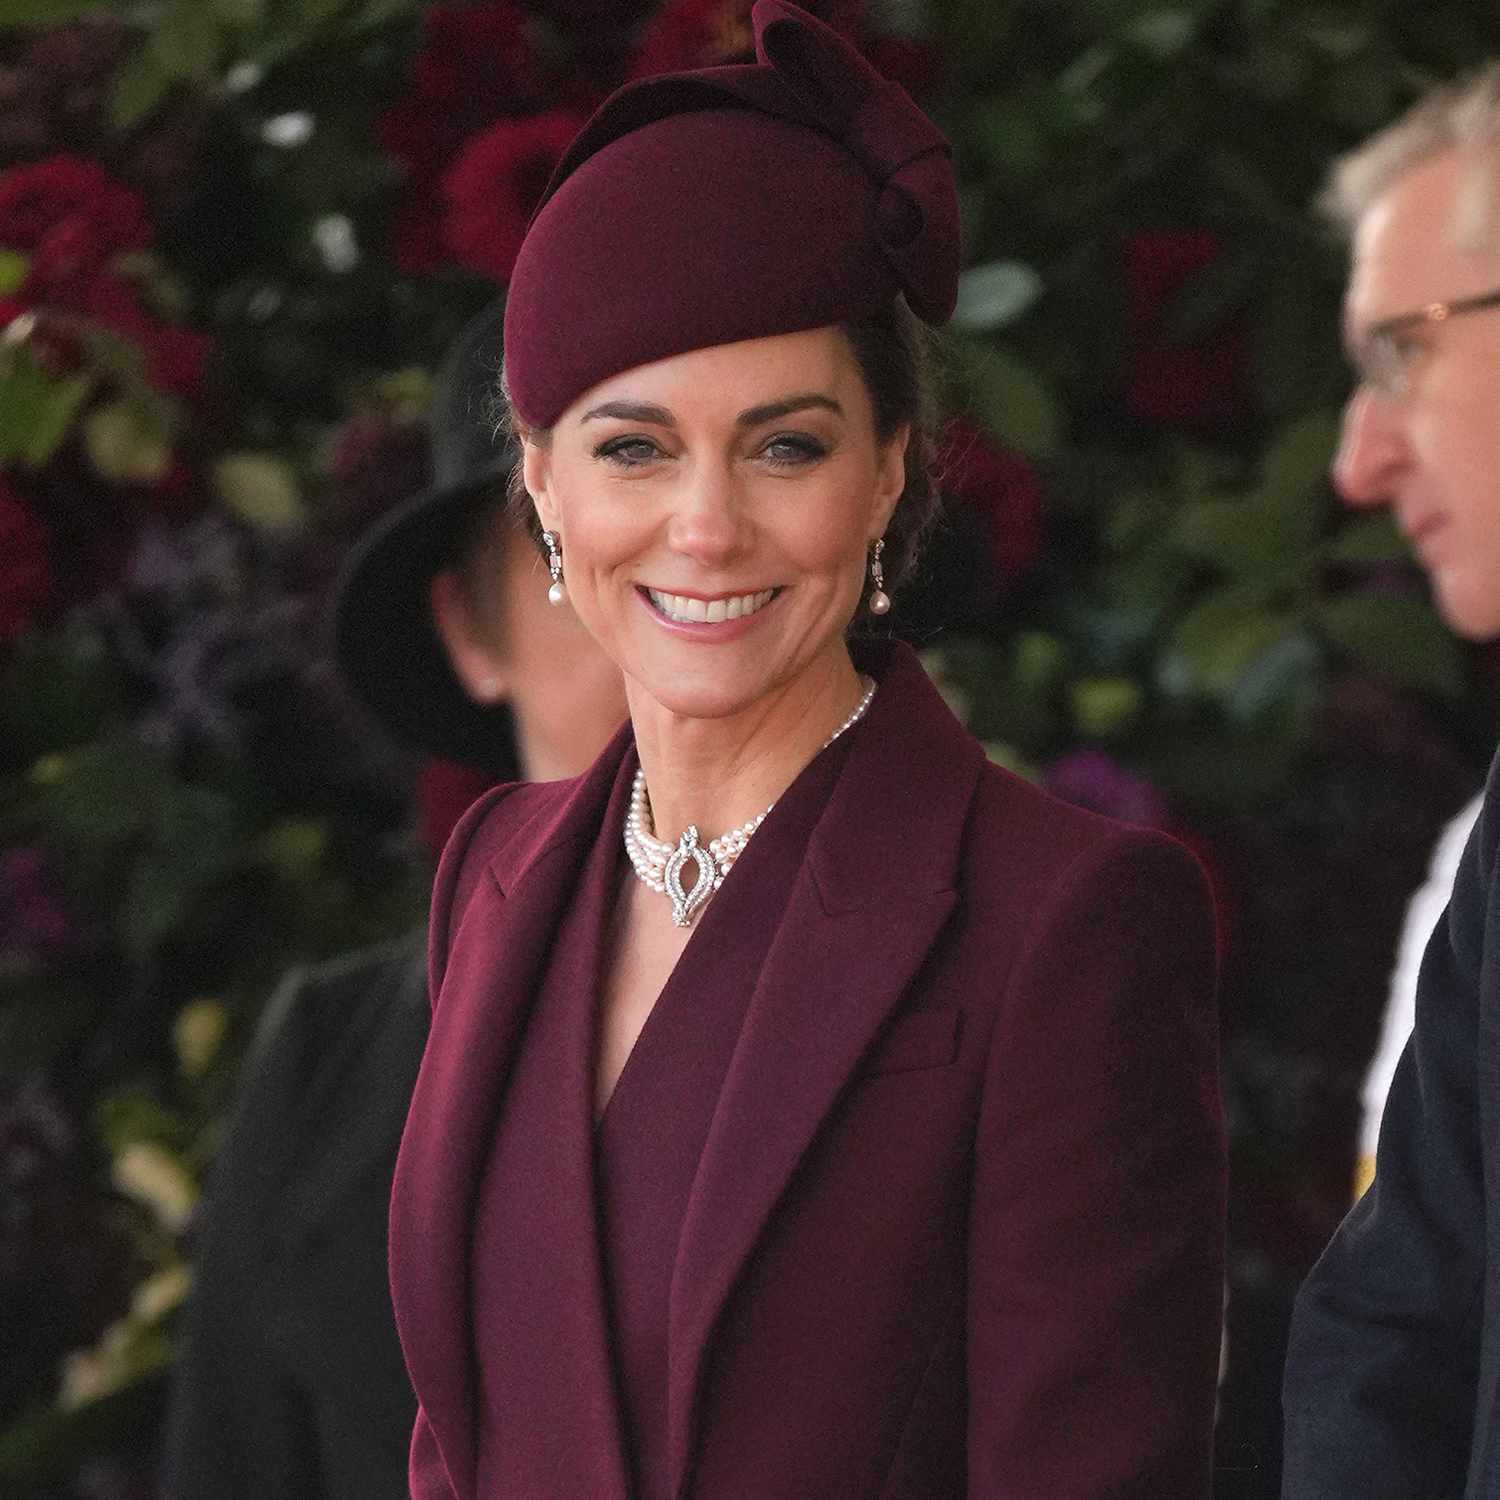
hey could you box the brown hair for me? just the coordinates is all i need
[501,297,941,598]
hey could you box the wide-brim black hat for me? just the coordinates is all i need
[333,301,521,775]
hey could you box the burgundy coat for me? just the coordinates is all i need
[389,641,1225,1500]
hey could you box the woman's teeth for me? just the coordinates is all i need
[647,587,775,624]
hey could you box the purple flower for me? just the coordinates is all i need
[0,846,75,961]
[1042,749,1169,826]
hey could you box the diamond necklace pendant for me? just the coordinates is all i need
[663,825,716,928]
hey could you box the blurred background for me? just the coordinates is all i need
[1,0,1496,1495]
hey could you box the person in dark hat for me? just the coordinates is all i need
[390,6,1225,1499]
[159,300,626,1500]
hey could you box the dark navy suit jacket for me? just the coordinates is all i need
[391,640,1226,1499]
[163,937,428,1500]
[1285,750,1500,1497]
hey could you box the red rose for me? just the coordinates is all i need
[1122,228,1248,431]
[441,111,584,283]
[0,155,152,256]
[629,0,864,78]
[412,3,538,110]
[141,323,213,401]
[0,483,58,647]
[939,418,1043,590]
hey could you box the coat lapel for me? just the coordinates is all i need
[665,643,985,1498]
[389,732,631,1500]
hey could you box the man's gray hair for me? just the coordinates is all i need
[1322,63,1500,238]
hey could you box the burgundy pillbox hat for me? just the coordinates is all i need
[503,0,960,429]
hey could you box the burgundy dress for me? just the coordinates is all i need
[471,735,851,1500]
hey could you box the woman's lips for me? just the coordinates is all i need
[637,585,782,636]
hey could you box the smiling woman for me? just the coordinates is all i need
[388,6,1226,1499]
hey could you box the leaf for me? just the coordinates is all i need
[83,400,173,485]
[1158,588,1301,702]
[1122,9,1201,58]
[23,372,93,466]
[0,346,56,466]
[1171,495,1305,581]
[1323,514,1411,565]
[213,452,306,532]
[952,260,1044,332]
[1251,410,1340,544]
[0,0,110,23]
[955,340,1064,460]
[0,977,94,1073]
[1314,592,1468,698]
[110,42,174,131]
[0,251,26,295]
[149,0,225,86]
[1070,676,1143,738]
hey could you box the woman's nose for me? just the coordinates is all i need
[665,465,748,563]
[1332,388,1410,509]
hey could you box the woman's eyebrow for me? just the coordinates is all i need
[737,393,843,426]
[580,400,675,425]
[577,392,844,427]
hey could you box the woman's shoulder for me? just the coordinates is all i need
[430,775,580,924]
[961,759,1210,914]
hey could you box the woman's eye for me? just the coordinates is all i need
[760,433,827,469]
[595,436,661,467]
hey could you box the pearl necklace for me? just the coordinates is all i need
[624,677,877,927]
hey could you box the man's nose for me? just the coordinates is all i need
[1332,387,1409,509]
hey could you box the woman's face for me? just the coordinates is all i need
[522,326,907,723]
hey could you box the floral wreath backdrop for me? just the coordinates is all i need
[2,1,1498,1496]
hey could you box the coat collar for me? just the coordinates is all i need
[662,639,983,1496]
[391,737,632,1500]
[391,640,984,1500]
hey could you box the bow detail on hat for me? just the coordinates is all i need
[753,0,959,322]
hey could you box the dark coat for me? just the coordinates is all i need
[162,935,429,1500]
[390,640,1226,1500]
[1283,750,1500,1498]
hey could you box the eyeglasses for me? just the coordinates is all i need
[1350,287,1500,396]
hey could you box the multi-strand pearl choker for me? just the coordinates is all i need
[623,676,877,927]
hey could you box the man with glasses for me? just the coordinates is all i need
[1283,65,1500,1498]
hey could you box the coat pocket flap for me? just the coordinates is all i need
[861,1007,963,1076]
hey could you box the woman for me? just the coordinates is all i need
[389,6,1225,1498]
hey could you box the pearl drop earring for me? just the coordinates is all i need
[867,538,891,615]
[541,530,566,606]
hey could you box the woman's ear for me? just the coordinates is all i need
[872,422,910,535]
[521,437,559,532]
[429,569,511,705]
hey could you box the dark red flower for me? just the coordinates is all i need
[939,417,1043,590]
[0,847,76,962]
[1043,749,1166,824]
[0,482,58,647]
[418,759,496,862]
[378,5,563,273]
[629,0,864,78]
[0,155,151,256]
[141,322,213,401]
[441,111,584,283]
[329,412,432,538]
[1122,228,1248,431]
[517,0,654,25]
[412,3,539,111]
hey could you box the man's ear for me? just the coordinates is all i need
[521,438,559,532]
[429,569,510,704]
